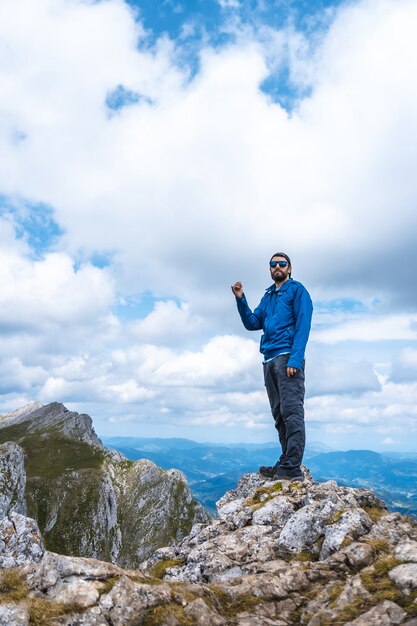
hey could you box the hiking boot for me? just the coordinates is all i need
[259,465,304,482]
[273,468,304,482]
[259,465,278,478]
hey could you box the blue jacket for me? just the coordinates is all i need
[236,278,313,369]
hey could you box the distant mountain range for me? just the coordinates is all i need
[102,436,417,518]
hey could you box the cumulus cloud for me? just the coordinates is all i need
[0,227,114,336]
[390,348,417,383]
[1,0,417,446]
[307,356,381,396]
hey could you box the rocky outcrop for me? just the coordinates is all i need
[0,442,26,519]
[1,469,417,624]
[0,402,209,568]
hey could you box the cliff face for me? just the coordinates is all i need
[1,465,417,625]
[0,402,209,568]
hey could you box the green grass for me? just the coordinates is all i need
[208,585,262,618]
[245,482,283,508]
[0,421,105,479]
[150,559,183,579]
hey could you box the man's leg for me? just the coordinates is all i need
[274,355,306,474]
[262,357,287,470]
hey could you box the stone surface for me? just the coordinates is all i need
[0,511,44,568]
[388,563,417,589]
[395,540,417,562]
[345,600,406,625]
[0,442,26,519]
[0,603,29,626]
[184,597,227,625]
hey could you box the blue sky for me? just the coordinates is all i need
[1,0,417,451]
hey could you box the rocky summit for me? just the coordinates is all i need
[0,402,209,568]
[1,461,417,625]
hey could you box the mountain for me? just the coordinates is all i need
[308,449,417,518]
[103,436,417,518]
[1,465,417,625]
[0,402,209,567]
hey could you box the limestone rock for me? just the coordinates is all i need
[0,603,29,626]
[388,563,417,589]
[0,442,26,518]
[0,511,44,568]
[345,600,406,625]
[395,540,417,562]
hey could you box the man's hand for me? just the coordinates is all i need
[231,281,244,299]
[287,367,297,377]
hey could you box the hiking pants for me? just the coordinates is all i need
[263,354,306,472]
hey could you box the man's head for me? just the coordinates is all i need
[269,252,292,283]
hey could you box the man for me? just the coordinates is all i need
[231,252,313,481]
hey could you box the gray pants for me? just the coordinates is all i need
[263,354,306,472]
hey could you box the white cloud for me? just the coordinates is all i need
[1,0,417,446]
[312,314,417,344]
[0,244,114,330]
[129,300,205,345]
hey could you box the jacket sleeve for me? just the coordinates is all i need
[236,294,264,331]
[288,285,313,369]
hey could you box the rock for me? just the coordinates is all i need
[278,498,342,554]
[395,540,417,562]
[0,512,44,568]
[368,512,417,546]
[184,598,226,625]
[344,600,406,625]
[252,496,294,527]
[217,497,253,529]
[0,442,26,519]
[25,550,124,590]
[388,563,417,589]
[340,541,375,570]
[335,574,372,607]
[320,508,372,560]
[100,575,172,626]
[0,603,29,626]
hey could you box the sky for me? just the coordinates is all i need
[1,0,417,451]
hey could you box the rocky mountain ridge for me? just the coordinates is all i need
[0,402,209,568]
[1,460,417,625]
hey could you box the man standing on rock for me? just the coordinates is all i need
[231,252,313,482]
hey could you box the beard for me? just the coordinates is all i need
[271,269,289,283]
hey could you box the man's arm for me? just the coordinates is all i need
[287,284,313,370]
[231,282,263,331]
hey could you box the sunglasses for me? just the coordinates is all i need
[269,260,288,268]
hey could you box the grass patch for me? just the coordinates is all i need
[360,556,404,605]
[208,585,262,618]
[142,603,196,626]
[361,506,386,523]
[327,582,345,607]
[325,509,346,526]
[291,549,318,563]
[314,598,368,626]
[0,569,28,603]
[365,538,391,555]
[245,482,283,508]
[150,559,183,580]
[29,598,84,626]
